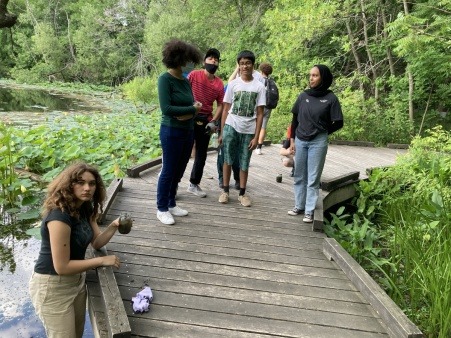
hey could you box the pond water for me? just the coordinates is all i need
[0,84,108,127]
[0,84,106,337]
[0,236,95,338]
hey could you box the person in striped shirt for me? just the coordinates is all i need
[186,48,225,198]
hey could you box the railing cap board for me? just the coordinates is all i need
[126,158,162,178]
[90,247,131,338]
[320,171,360,192]
[91,178,131,337]
[387,143,409,149]
[330,140,375,147]
[323,238,424,338]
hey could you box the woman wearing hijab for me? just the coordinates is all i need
[288,65,344,222]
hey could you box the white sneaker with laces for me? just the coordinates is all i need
[303,213,313,223]
[255,148,262,155]
[288,208,304,216]
[187,184,207,197]
[169,206,188,216]
[157,211,175,225]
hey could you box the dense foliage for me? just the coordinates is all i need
[1,0,450,143]
[0,108,161,271]
[1,0,450,335]
[325,126,451,338]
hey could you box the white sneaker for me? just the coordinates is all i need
[157,211,175,225]
[187,184,207,197]
[288,208,304,216]
[303,213,313,223]
[169,206,188,216]
[255,148,262,155]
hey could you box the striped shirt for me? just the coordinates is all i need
[188,70,224,119]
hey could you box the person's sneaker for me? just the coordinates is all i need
[238,194,252,207]
[288,208,304,216]
[157,211,175,225]
[234,181,240,190]
[169,206,188,216]
[218,192,229,203]
[303,213,313,223]
[187,184,207,197]
[255,148,262,155]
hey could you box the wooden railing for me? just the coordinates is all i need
[87,178,131,338]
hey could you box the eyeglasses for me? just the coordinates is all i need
[239,61,253,67]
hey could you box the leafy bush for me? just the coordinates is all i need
[121,75,160,105]
[7,110,162,184]
[325,126,451,337]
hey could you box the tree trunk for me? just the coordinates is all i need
[380,1,395,76]
[402,0,414,122]
[0,0,17,28]
[345,18,364,92]
[360,0,378,100]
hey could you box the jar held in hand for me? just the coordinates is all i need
[118,212,133,234]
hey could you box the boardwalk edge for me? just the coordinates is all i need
[323,238,424,338]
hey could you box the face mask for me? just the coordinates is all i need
[205,63,218,75]
[181,62,195,74]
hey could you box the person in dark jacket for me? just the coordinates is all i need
[288,64,343,222]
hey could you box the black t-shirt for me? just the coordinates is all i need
[291,91,343,141]
[34,206,94,275]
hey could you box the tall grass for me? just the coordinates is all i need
[325,126,451,337]
[387,190,450,337]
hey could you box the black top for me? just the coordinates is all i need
[34,206,94,275]
[291,91,343,141]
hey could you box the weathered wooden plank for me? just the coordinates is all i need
[320,171,360,191]
[330,140,375,147]
[126,157,162,178]
[114,268,362,302]
[323,238,424,338]
[86,270,108,338]
[110,244,341,281]
[129,318,274,338]
[124,303,388,338]
[387,143,409,149]
[118,288,387,333]
[109,236,331,268]
[87,269,372,317]
[89,247,131,338]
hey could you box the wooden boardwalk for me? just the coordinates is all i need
[87,144,407,337]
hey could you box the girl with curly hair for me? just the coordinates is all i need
[29,162,121,338]
[156,39,203,225]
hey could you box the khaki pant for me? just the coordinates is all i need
[29,272,87,338]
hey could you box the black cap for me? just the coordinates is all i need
[205,48,220,60]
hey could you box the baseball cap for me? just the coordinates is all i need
[205,48,220,60]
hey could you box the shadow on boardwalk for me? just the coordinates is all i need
[88,144,407,337]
